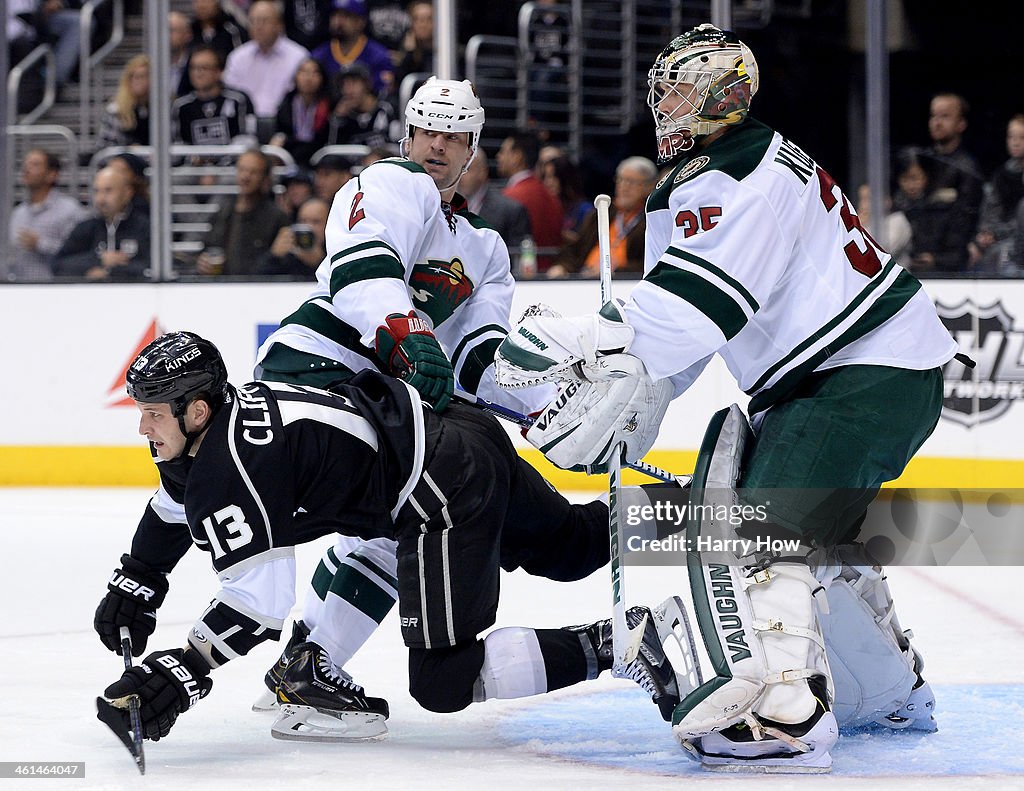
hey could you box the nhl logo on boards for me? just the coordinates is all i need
[936,298,1024,427]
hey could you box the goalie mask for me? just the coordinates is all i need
[403,77,485,179]
[647,24,759,163]
[127,331,230,452]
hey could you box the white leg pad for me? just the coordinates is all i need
[820,561,933,730]
[475,627,548,700]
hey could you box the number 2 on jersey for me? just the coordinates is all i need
[816,166,883,277]
[349,191,366,230]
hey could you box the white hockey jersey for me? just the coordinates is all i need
[256,157,543,412]
[624,119,958,414]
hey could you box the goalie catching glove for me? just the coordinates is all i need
[525,354,671,473]
[495,301,636,389]
[375,312,454,412]
[102,648,212,741]
[94,554,169,657]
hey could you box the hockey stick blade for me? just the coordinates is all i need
[96,697,145,774]
[115,627,146,774]
[611,611,649,677]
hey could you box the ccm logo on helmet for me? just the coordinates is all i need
[427,112,455,120]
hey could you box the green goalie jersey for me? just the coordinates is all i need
[624,118,958,415]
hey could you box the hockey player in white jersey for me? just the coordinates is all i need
[248,77,559,724]
[94,332,677,745]
[496,24,956,772]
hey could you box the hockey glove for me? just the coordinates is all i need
[95,553,169,657]
[102,648,212,741]
[375,312,454,412]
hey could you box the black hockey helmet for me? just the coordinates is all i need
[126,331,229,418]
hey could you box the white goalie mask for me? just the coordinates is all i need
[403,77,485,164]
[647,24,759,163]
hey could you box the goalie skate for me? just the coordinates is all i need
[681,677,838,774]
[270,641,389,742]
[252,620,310,712]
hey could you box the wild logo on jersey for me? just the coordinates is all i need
[409,258,475,326]
[937,298,1024,427]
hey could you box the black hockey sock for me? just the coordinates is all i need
[535,628,593,691]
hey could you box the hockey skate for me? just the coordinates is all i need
[252,620,310,712]
[681,676,839,773]
[569,604,681,721]
[271,641,390,742]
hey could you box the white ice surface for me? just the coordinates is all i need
[1,488,1023,790]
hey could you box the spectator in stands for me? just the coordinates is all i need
[970,114,1024,275]
[394,1,433,94]
[269,58,332,168]
[53,165,151,281]
[312,152,355,200]
[196,149,290,276]
[7,1,38,68]
[890,149,953,275]
[223,0,309,120]
[312,0,394,98]
[169,11,194,99]
[365,0,410,56]
[8,0,87,93]
[284,0,332,51]
[459,148,530,253]
[526,0,569,126]
[173,44,257,146]
[277,167,315,221]
[96,55,151,150]
[855,182,912,263]
[541,155,592,246]
[107,152,151,216]
[915,92,984,272]
[496,130,564,271]
[547,156,656,278]
[7,149,88,282]
[257,197,331,277]
[326,63,398,148]
[190,0,247,62]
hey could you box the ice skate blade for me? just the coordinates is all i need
[681,711,837,774]
[700,755,832,774]
[252,688,278,712]
[271,704,388,742]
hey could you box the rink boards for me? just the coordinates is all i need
[0,278,1020,488]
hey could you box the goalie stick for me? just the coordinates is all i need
[96,626,145,775]
[593,192,648,676]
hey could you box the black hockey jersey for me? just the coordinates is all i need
[172,87,257,145]
[129,371,425,668]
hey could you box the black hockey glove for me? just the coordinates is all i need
[102,648,212,741]
[375,312,454,412]
[94,554,169,657]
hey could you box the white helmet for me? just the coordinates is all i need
[647,24,759,163]
[404,77,485,156]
